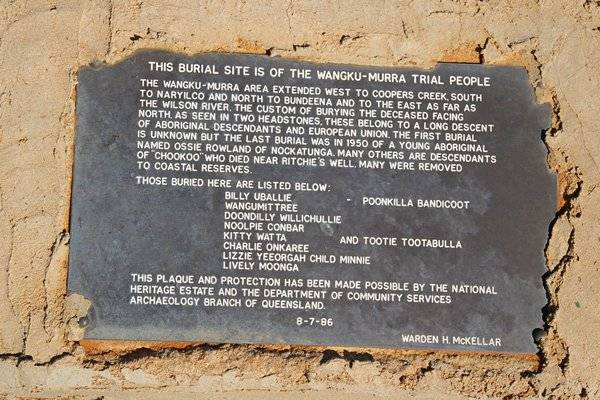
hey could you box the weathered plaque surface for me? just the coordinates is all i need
[69,51,555,353]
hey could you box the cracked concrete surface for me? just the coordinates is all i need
[1,0,599,398]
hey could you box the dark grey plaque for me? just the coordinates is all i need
[69,51,554,353]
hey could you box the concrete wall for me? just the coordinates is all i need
[0,1,599,398]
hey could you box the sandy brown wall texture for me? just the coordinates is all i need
[0,0,599,399]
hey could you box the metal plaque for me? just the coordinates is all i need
[68,51,554,353]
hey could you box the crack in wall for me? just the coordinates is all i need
[106,0,113,56]
[2,221,26,355]
[535,91,586,398]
